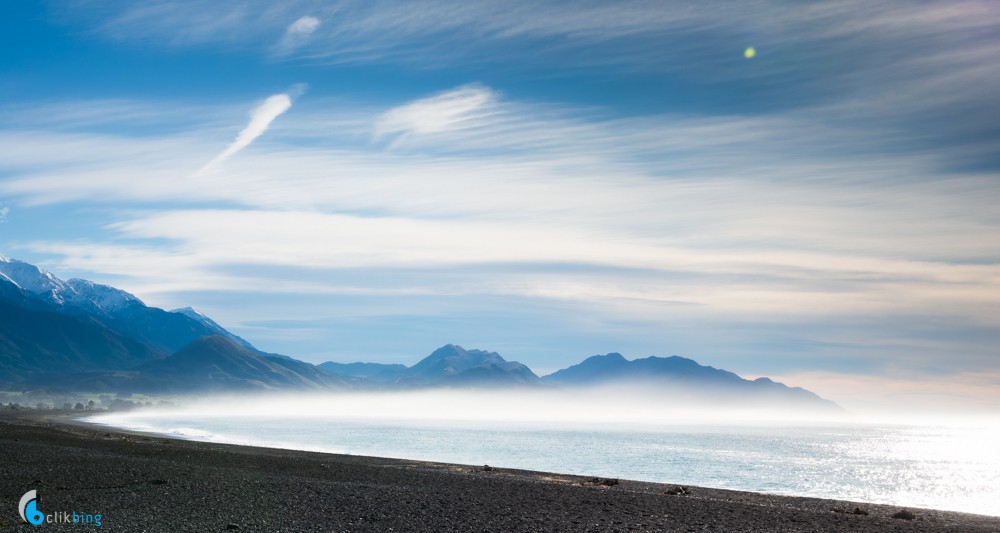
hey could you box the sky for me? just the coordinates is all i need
[1,1,998,411]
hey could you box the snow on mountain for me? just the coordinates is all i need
[0,256,75,305]
[0,256,146,316]
[172,306,215,325]
[0,271,20,288]
[65,278,144,316]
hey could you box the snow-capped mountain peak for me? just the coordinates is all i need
[66,278,144,315]
[2,254,261,355]
[0,256,143,315]
[0,256,74,305]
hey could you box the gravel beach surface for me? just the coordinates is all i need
[0,411,997,532]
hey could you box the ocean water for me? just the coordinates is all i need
[89,401,1000,517]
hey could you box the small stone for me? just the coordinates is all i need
[892,510,916,520]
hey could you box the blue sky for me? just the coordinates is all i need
[2,1,999,410]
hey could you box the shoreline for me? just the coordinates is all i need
[75,411,989,518]
[2,411,997,531]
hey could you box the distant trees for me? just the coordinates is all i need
[108,398,137,411]
[0,396,151,412]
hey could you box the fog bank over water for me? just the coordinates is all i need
[756,369,1000,415]
[94,388,997,429]
[88,390,1000,516]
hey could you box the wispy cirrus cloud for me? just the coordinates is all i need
[62,0,1000,169]
[374,84,500,144]
[69,1,1000,86]
[5,89,999,334]
[198,89,302,174]
[275,15,320,54]
[2,87,997,257]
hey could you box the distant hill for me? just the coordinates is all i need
[135,336,349,392]
[436,360,544,388]
[543,353,839,410]
[317,361,408,382]
[171,307,258,353]
[406,344,543,388]
[32,336,350,393]
[405,344,504,380]
[0,300,163,382]
[544,352,746,385]
[319,344,545,388]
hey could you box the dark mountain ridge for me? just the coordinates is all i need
[317,361,408,382]
[543,352,839,410]
[135,336,348,392]
[0,300,163,382]
[544,352,746,385]
[319,344,545,388]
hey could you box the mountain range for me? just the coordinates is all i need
[1,255,838,409]
[543,352,838,408]
[0,255,317,391]
[320,344,544,388]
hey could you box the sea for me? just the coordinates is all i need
[87,396,1000,517]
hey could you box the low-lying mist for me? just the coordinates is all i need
[88,386,997,429]
[83,387,1000,517]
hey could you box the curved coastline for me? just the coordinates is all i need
[2,410,997,532]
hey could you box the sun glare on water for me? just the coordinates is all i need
[87,393,1000,516]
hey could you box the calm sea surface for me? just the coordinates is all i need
[88,408,1000,517]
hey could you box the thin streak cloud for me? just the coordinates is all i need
[198,92,297,174]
